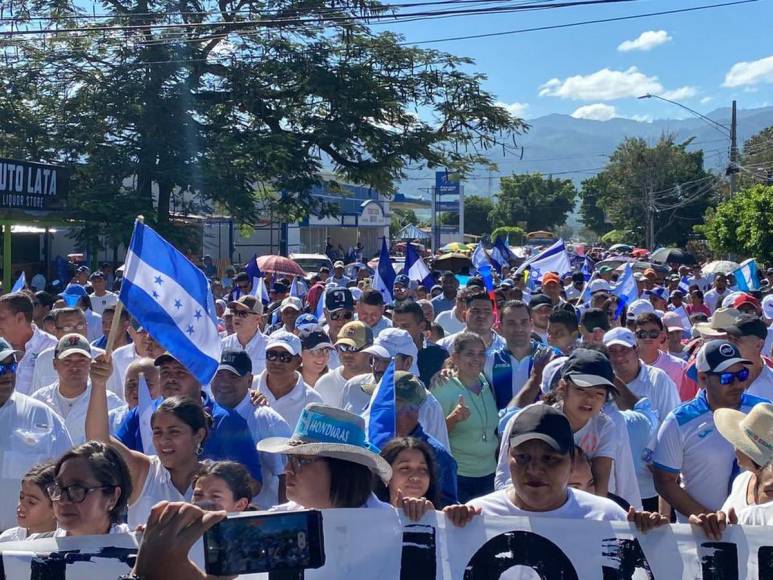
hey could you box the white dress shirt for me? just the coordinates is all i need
[15,325,57,396]
[222,331,268,376]
[253,371,323,431]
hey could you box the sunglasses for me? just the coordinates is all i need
[337,344,364,353]
[329,310,354,321]
[233,310,257,319]
[266,350,295,363]
[710,368,750,385]
[635,330,661,340]
[0,362,17,376]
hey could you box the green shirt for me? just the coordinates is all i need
[433,374,499,477]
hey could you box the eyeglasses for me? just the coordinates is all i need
[710,368,750,385]
[55,324,86,332]
[329,310,354,321]
[635,330,661,340]
[266,350,295,363]
[233,310,257,319]
[286,456,322,471]
[337,344,364,353]
[0,362,17,377]
[47,483,115,503]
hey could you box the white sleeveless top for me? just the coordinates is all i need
[128,456,192,529]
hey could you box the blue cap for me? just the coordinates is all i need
[394,274,410,288]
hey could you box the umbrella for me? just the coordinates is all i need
[608,244,633,253]
[440,242,470,253]
[631,248,649,258]
[702,260,740,275]
[433,253,473,273]
[256,255,305,277]
[596,258,669,276]
[650,248,696,265]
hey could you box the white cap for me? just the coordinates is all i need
[374,328,419,360]
[626,298,655,319]
[763,295,773,321]
[362,344,391,359]
[266,330,302,356]
[603,327,637,349]
[280,297,303,312]
[589,279,611,294]
[662,311,685,332]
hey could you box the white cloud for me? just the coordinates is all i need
[700,96,713,104]
[629,114,653,123]
[617,30,672,52]
[539,67,663,101]
[661,86,698,100]
[723,55,773,87]
[496,102,529,118]
[571,104,617,121]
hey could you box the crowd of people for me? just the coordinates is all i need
[0,248,772,578]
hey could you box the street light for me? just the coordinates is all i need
[637,93,730,135]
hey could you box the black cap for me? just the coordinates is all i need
[726,315,768,340]
[301,330,334,352]
[561,349,618,394]
[509,405,574,455]
[325,287,354,311]
[696,339,752,373]
[217,349,252,376]
[530,294,553,310]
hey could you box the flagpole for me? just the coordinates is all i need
[106,215,143,356]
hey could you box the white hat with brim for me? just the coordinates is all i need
[256,403,393,484]
[362,345,391,359]
[715,404,773,468]
[694,307,742,339]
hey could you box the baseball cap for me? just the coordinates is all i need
[542,272,561,286]
[335,321,374,350]
[500,278,514,288]
[373,328,418,360]
[325,287,354,311]
[662,311,685,333]
[280,297,303,312]
[362,344,391,359]
[54,333,92,360]
[76,265,90,274]
[272,282,289,294]
[598,266,613,274]
[228,295,262,314]
[644,287,669,302]
[394,274,410,288]
[333,261,345,268]
[89,271,105,281]
[508,405,574,455]
[695,340,751,373]
[154,352,182,366]
[589,279,611,294]
[603,327,637,349]
[0,338,19,362]
[301,330,334,352]
[217,350,252,377]
[561,349,618,393]
[722,291,746,309]
[763,295,773,321]
[627,298,655,319]
[694,307,742,338]
[571,272,585,283]
[725,315,768,340]
[266,331,302,356]
[529,294,553,310]
[643,268,657,279]
[733,293,762,313]
[394,371,428,406]
[295,313,320,334]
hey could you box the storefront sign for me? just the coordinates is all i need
[0,159,69,210]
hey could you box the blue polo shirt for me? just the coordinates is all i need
[116,391,262,483]
[409,423,458,508]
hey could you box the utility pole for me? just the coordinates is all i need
[729,99,738,195]
[431,185,438,252]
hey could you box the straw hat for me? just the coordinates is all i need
[694,307,742,338]
[715,403,773,468]
[257,404,393,484]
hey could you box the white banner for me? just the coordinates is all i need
[2,510,773,579]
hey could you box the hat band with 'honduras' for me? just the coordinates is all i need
[293,408,378,452]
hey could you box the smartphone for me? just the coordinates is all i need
[203,510,325,577]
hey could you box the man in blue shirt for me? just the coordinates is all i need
[430,271,459,316]
[114,351,262,484]
[394,371,458,507]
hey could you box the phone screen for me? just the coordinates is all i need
[204,510,325,576]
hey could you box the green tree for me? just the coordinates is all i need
[490,226,525,245]
[0,1,525,248]
[699,184,773,263]
[737,127,773,188]
[462,195,494,237]
[578,136,715,247]
[390,208,420,238]
[489,173,576,232]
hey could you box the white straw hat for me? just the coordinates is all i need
[715,403,773,468]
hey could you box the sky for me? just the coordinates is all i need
[381,0,773,122]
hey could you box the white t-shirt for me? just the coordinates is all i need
[31,345,122,399]
[83,309,103,343]
[129,455,192,529]
[720,470,752,514]
[253,371,323,431]
[15,325,57,396]
[704,288,730,313]
[469,487,627,521]
[89,291,118,316]
[652,390,769,521]
[314,367,350,407]
[434,308,465,336]
[746,365,773,401]
[0,526,27,542]
[0,392,73,530]
[222,331,268,377]
[738,501,773,525]
[625,363,681,431]
[31,381,124,445]
[234,395,292,510]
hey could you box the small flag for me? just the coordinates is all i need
[137,373,157,455]
[245,255,262,280]
[372,237,396,304]
[366,360,396,451]
[581,257,593,282]
[405,242,434,291]
[253,276,270,305]
[730,259,760,292]
[678,276,691,295]
[290,278,300,298]
[490,237,516,273]
[611,263,638,319]
[471,241,492,271]
[11,272,26,293]
[515,239,572,277]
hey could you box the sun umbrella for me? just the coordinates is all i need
[256,255,306,277]
[433,253,473,273]
[702,260,740,275]
[440,242,470,253]
[608,244,633,253]
[650,248,696,265]
[631,248,649,258]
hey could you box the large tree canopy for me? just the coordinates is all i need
[488,173,576,232]
[0,0,524,250]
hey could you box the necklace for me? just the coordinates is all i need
[463,376,491,442]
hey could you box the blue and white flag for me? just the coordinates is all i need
[526,266,541,293]
[611,263,638,318]
[405,242,434,291]
[366,360,396,451]
[290,277,300,298]
[372,237,396,304]
[314,287,326,319]
[490,237,516,273]
[731,259,760,292]
[581,257,593,282]
[678,276,691,295]
[471,241,492,271]
[11,272,26,293]
[120,219,222,385]
[515,239,572,277]
[245,255,262,280]
[137,372,157,455]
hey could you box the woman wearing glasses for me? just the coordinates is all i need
[30,441,132,537]
[299,330,334,387]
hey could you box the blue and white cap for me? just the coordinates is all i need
[257,403,393,484]
[294,313,320,335]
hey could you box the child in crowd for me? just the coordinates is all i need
[0,463,57,542]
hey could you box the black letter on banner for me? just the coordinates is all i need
[757,546,773,580]
[400,524,436,580]
[601,537,654,579]
[463,530,579,579]
[699,542,737,579]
